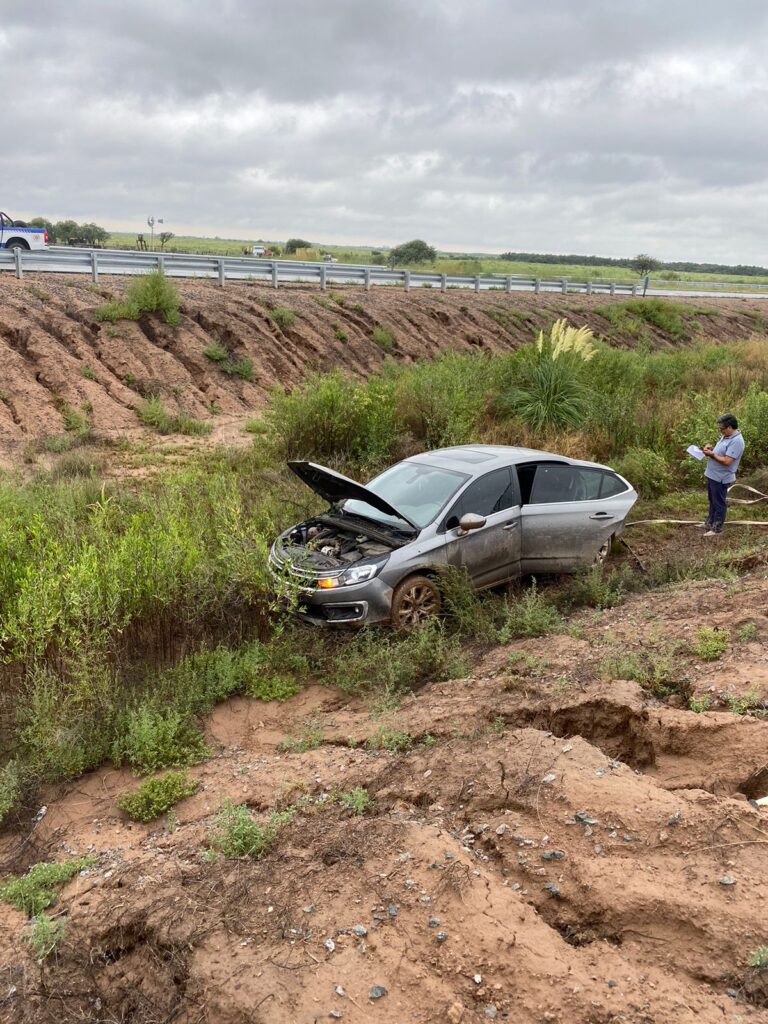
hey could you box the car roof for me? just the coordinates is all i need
[406,445,615,475]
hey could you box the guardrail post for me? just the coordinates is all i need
[610,282,616,296]
[320,265,327,291]
[534,278,541,294]
[561,278,568,294]
[272,262,279,289]
[91,251,99,283]
[586,280,592,296]
[364,268,371,291]
[217,258,225,287]
[14,247,22,280]
[474,275,481,293]
[505,276,512,293]
[404,270,410,293]
[157,254,165,275]
[632,283,638,296]
[440,274,447,293]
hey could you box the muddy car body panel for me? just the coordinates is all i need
[270,446,637,626]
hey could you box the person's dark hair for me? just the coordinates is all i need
[717,413,738,429]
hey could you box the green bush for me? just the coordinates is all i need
[137,397,211,436]
[392,353,492,448]
[111,705,209,774]
[96,270,181,326]
[26,914,66,959]
[268,307,296,330]
[339,787,372,814]
[203,341,229,362]
[262,370,401,467]
[372,326,394,352]
[0,760,23,822]
[365,728,413,752]
[219,357,254,381]
[0,857,95,917]
[613,448,670,497]
[208,799,294,858]
[497,582,563,640]
[691,626,729,661]
[117,770,199,822]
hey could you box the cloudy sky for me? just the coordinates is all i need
[2,1,767,262]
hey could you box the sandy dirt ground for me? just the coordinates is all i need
[1,273,767,462]
[2,573,768,1023]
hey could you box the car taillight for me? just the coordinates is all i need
[44,230,48,243]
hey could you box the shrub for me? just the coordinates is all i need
[392,353,492,448]
[268,307,296,330]
[339,787,372,814]
[497,320,595,430]
[372,326,394,352]
[600,646,684,697]
[117,770,199,822]
[0,857,96,917]
[0,760,23,822]
[203,341,229,362]
[262,370,401,467]
[365,728,413,752]
[111,705,209,774]
[62,405,91,438]
[565,564,628,610]
[137,397,211,436]
[96,270,181,326]
[26,914,66,959]
[208,799,294,858]
[497,582,563,640]
[613,447,670,497]
[219,357,254,381]
[691,626,729,661]
[748,946,768,971]
[81,366,97,381]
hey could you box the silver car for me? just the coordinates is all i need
[269,445,637,627]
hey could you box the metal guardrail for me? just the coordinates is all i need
[0,245,641,296]
[1,246,767,298]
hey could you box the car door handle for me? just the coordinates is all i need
[589,512,614,520]
[502,521,519,530]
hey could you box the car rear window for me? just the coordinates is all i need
[524,465,629,504]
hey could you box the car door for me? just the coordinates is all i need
[439,467,521,587]
[519,463,631,573]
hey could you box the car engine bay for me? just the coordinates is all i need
[283,519,393,571]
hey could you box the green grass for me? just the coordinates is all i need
[95,270,181,326]
[111,705,210,774]
[372,326,394,352]
[691,627,729,661]
[208,800,294,858]
[338,787,372,814]
[137,397,212,436]
[26,914,66,959]
[116,770,199,821]
[268,307,296,330]
[0,857,96,917]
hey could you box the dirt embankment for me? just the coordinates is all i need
[1,274,767,452]
[3,574,768,1023]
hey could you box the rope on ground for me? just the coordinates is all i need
[627,483,768,527]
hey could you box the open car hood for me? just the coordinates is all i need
[288,461,418,531]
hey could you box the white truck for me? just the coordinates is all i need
[0,212,47,250]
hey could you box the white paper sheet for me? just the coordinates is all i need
[686,444,705,461]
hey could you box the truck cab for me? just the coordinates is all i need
[0,212,47,250]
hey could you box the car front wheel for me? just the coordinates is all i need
[390,574,441,629]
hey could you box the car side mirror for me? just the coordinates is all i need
[457,513,486,535]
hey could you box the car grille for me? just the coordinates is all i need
[268,545,344,584]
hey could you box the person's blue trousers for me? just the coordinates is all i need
[706,478,729,532]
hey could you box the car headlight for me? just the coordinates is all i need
[341,563,380,586]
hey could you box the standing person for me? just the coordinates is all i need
[701,413,745,536]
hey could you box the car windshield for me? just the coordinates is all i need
[342,462,468,529]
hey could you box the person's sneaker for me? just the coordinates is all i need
[703,529,721,537]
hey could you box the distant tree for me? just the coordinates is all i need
[389,239,437,267]
[159,231,175,250]
[79,223,110,247]
[54,220,81,244]
[285,238,311,254]
[632,254,661,277]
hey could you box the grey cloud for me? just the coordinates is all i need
[1,0,767,261]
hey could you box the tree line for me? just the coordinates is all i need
[499,251,768,277]
[28,218,110,246]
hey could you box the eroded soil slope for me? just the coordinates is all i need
[1,273,767,451]
[3,573,768,1023]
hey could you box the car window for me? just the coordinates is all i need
[343,462,468,529]
[600,472,628,497]
[529,464,579,504]
[444,467,519,528]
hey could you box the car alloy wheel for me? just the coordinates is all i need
[391,574,441,629]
